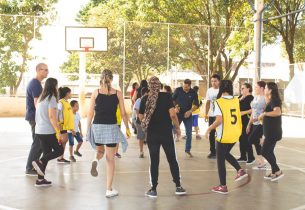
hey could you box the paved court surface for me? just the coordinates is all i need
[0,117,305,210]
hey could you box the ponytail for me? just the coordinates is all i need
[100,69,113,95]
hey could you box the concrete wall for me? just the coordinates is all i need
[0,97,133,117]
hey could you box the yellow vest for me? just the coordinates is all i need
[192,95,202,115]
[59,99,74,130]
[215,97,242,143]
[116,105,122,126]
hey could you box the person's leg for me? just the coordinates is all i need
[139,140,144,153]
[262,139,280,174]
[209,117,216,155]
[183,116,193,152]
[105,144,117,191]
[239,128,248,160]
[225,143,242,171]
[58,132,68,160]
[74,132,83,153]
[40,134,64,164]
[91,144,105,177]
[216,142,227,186]
[147,137,161,190]
[161,136,181,187]
[68,133,74,157]
[26,120,42,172]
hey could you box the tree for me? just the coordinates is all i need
[138,0,255,84]
[61,0,168,92]
[264,0,305,79]
[0,0,57,96]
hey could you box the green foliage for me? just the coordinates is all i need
[0,0,57,95]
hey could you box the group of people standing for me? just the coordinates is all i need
[24,64,284,198]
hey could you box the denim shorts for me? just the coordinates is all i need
[192,115,199,127]
[68,132,83,146]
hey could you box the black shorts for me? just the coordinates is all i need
[60,130,68,134]
[95,143,117,147]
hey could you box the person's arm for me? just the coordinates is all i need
[32,84,42,108]
[241,109,252,116]
[204,89,211,118]
[259,107,281,120]
[117,90,130,137]
[169,108,181,138]
[87,90,97,129]
[49,108,62,141]
[79,121,83,137]
[34,98,39,108]
[172,88,178,105]
[138,96,146,121]
[132,90,137,104]
[206,115,222,133]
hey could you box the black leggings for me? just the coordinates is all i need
[248,124,263,156]
[147,132,181,190]
[209,117,216,154]
[239,125,252,160]
[95,143,117,147]
[216,141,241,186]
[261,138,280,174]
[37,134,64,179]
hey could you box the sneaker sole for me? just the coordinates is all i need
[246,161,256,165]
[237,160,247,163]
[105,193,119,198]
[271,173,284,182]
[145,194,157,198]
[91,161,98,177]
[211,190,228,195]
[235,173,248,182]
[252,166,267,170]
[175,192,187,195]
[35,183,52,187]
[32,161,45,177]
[25,173,37,177]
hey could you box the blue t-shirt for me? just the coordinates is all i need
[25,79,42,121]
[172,87,199,116]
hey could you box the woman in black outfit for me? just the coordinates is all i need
[237,83,254,164]
[139,76,186,198]
[258,82,284,181]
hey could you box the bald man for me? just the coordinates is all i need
[25,63,49,176]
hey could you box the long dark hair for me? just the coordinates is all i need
[39,78,58,102]
[217,80,233,99]
[136,80,148,99]
[58,87,71,99]
[164,85,172,94]
[243,83,253,93]
[266,82,282,107]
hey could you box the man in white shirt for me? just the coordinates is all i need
[204,74,220,159]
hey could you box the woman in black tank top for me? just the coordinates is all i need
[86,69,131,198]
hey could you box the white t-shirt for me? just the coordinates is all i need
[132,98,141,120]
[206,87,219,117]
[214,95,233,140]
[68,112,81,133]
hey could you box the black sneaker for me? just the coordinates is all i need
[35,179,52,187]
[175,186,187,195]
[139,152,144,158]
[74,151,82,157]
[207,153,216,159]
[186,151,193,158]
[32,160,45,177]
[57,158,70,164]
[70,156,76,162]
[237,158,247,163]
[25,169,37,176]
[145,189,157,198]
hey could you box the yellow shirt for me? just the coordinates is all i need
[58,99,74,131]
[215,97,242,143]
[116,105,122,126]
[192,95,202,115]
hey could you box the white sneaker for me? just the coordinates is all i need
[106,189,119,198]
[90,160,98,177]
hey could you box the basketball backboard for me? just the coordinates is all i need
[65,26,108,52]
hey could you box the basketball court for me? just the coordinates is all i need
[0,117,305,210]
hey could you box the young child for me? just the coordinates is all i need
[192,86,202,140]
[68,100,83,162]
[57,87,74,163]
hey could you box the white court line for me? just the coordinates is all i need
[290,204,305,210]
[277,146,305,155]
[278,162,305,174]
[0,205,21,210]
[0,156,27,164]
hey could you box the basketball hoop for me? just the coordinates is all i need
[83,47,90,52]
